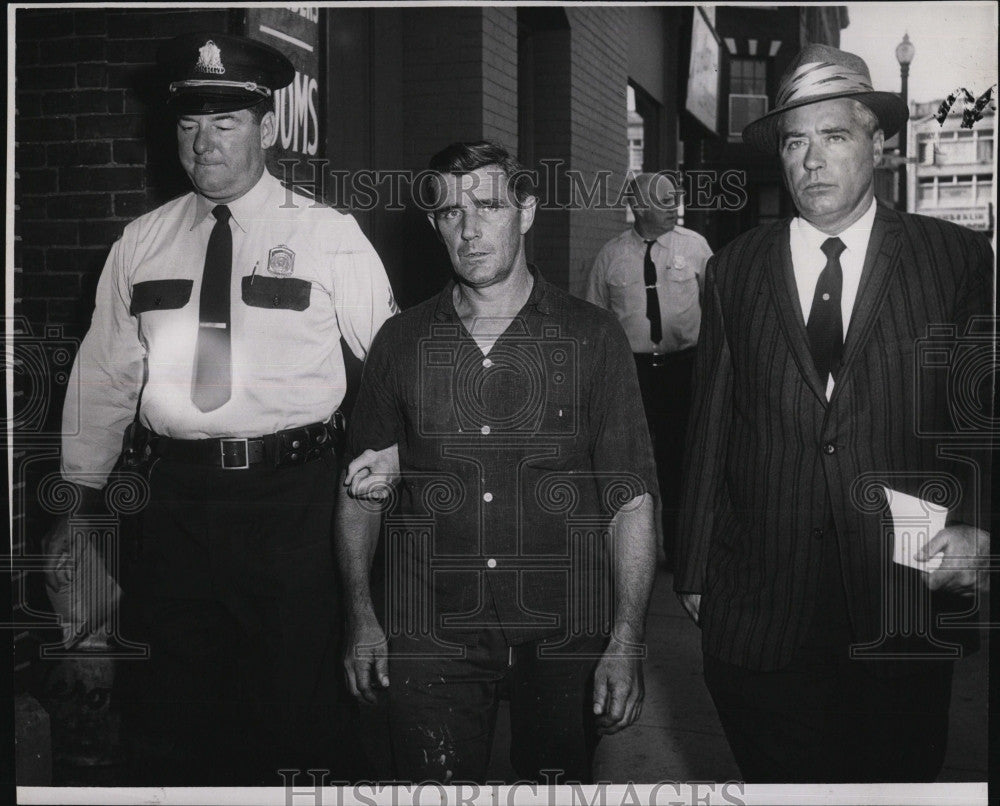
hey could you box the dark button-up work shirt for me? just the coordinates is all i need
[347,269,657,645]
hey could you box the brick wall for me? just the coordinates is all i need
[12,9,231,685]
[480,8,519,149]
[566,8,629,298]
[402,8,500,167]
[528,27,572,287]
[14,8,228,344]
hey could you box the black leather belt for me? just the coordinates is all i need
[150,415,342,470]
[634,347,697,367]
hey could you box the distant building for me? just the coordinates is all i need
[907,99,995,240]
[627,87,645,174]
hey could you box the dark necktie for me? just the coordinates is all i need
[806,236,846,383]
[644,239,663,345]
[192,205,232,411]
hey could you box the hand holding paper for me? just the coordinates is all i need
[883,487,946,573]
[917,524,991,596]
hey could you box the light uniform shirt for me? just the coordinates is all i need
[586,225,712,354]
[62,170,396,487]
[789,198,876,398]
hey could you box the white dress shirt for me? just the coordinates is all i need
[62,170,396,486]
[789,198,876,397]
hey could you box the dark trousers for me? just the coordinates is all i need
[386,629,607,784]
[703,520,954,783]
[634,349,696,565]
[117,453,365,785]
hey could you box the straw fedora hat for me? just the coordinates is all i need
[742,43,909,153]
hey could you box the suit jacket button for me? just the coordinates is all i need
[823,443,836,455]
[812,527,824,539]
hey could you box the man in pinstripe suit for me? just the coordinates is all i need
[675,44,993,783]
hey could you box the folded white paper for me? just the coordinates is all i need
[883,486,946,573]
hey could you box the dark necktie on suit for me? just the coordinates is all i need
[192,204,233,411]
[643,239,663,344]
[806,236,846,383]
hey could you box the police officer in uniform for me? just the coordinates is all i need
[586,173,712,568]
[58,32,396,784]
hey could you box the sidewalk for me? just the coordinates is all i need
[490,566,989,784]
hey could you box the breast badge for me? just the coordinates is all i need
[267,245,295,276]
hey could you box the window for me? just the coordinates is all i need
[729,95,768,138]
[939,177,975,205]
[938,139,977,165]
[730,58,766,95]
[917,178,936,206]
[918,139,935,166]
[977,137,993,163]
[728,58,767,140]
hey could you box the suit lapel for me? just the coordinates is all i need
[831,204,902,401]
[765,223,830,404]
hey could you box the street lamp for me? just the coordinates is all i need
[895,33,915,211]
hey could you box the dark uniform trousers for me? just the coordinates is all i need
[634,347,697,566]
[702,518,954,783]
[117,452,365,785]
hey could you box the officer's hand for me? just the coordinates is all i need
[677,592,701,626]
[343,613,389,704]
[592,635,645,735]
[917,525,990,596]
[344,445,400,500]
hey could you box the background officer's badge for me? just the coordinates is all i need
[267,245,295,276]
[196,40,226,74]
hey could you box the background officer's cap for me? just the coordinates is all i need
[158,32,295,115]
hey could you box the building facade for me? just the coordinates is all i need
[677,5,848,248]
[908,99,995,241]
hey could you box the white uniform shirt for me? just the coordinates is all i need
[586,225,712,354]
[62,171,396,487]
[789,198,876,398]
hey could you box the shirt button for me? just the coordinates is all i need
[483,492,493,503]
[823,443,836,455]
[483,358,493,368]
[487,558,497,569]
[481,425,491,435]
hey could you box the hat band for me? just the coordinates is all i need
[169,79,272,98]
[777,61,874,107]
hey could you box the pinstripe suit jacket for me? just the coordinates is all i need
[675,203,993,672]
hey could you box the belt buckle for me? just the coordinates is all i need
[220,438,250,470]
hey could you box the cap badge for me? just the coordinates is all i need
[267,245,295,276]
[196,40,226,75]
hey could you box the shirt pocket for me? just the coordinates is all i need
[665,262,698,284]
[241,275,312,311]
[129,279,193,316]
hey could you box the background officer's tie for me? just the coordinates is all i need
[806,236,846,383]
[192,204,233,411]
[644,239,663,344]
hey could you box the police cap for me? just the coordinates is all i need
[158,32,295,115]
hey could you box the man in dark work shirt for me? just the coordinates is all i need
[335,141,659,784]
